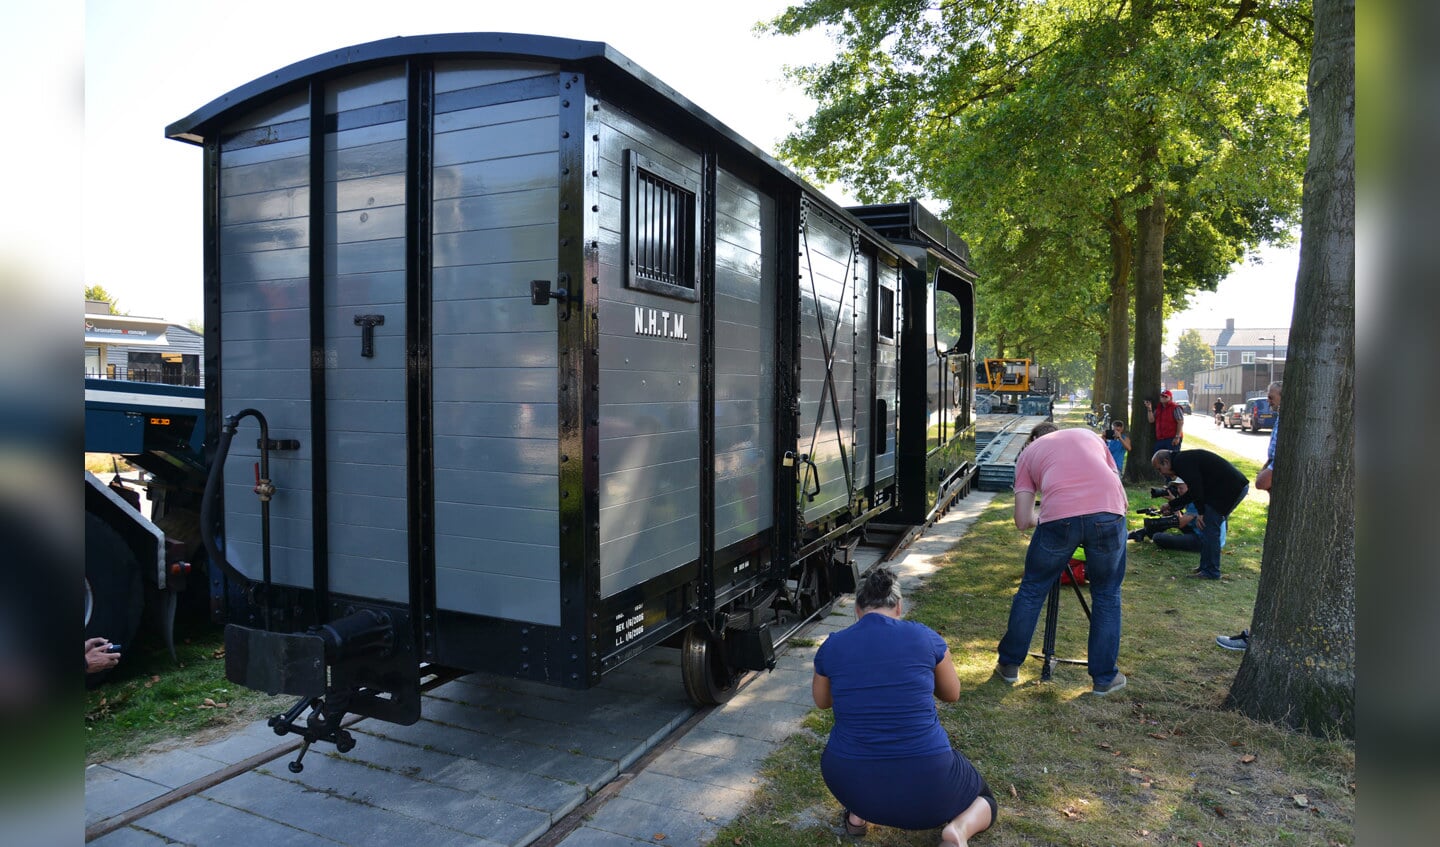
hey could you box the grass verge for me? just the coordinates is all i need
[85,614,289,764]
[715,420,1353,847]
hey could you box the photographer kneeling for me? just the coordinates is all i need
[1128,481,1227,555]
[1149,449,1249,580]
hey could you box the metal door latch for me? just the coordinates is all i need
[354,314,385,358]
[531,277,571,319]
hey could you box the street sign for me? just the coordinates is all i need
[1203,383,1225,390]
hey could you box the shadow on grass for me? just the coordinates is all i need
[716,448,1353,846]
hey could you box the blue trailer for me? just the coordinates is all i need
[84,378,209,665]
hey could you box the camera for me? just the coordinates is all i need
[1149,484,1179,499]
[1128,514,1181,542]
[1143,515,1181,534]
[105,643,122,654]
[1102,429,1115,440]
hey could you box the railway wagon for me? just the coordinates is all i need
[166,33,976,753]
[849,201,978,523]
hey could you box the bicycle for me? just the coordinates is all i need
[1086,403,1111,432]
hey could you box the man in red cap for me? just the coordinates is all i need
[1145,390,1185,452]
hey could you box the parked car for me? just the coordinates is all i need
[1223,404,1247,428]
[1169,388,1192,415]
[1243,396,1277,432]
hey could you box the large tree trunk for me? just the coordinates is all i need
[1092,334,1108,415]
[1126,190,1165,483]
[1105,206,1132,417]
[1226,0,1354,738]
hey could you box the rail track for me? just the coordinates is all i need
[87,475,978,847]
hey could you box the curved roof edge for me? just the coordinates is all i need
[164,31,911,265]
[167,33,633,143]
[167,33,746,158]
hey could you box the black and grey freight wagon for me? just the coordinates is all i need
[167,33,976,757]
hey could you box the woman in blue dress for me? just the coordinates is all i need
[813,568,996,844]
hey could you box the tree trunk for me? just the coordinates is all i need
[1126,190,1165,483]
[1092,333,1108,414]
[1105,207,1132,417]
[1226,0,1354,738]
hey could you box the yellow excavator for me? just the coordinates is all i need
[974,358,1053,415]
[975,358,1038,393]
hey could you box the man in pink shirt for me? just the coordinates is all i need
[995,424,1130,695]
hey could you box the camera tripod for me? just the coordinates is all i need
[1029,556,1092,681]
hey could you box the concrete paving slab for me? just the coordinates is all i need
[428,684,692,742]
[328,732,586,818]
[84,764,169,827]
[735,667,816,707]
[420,697,645,761]
[620,770,753,819]
[106,747,229,789]
[89,824,179,846]
[360,718,620,791]
[578,795,718,846]
[670,727,778,766]
[190,717,287,766]
[698,698,814,744]
[553,825,660,847]
[645,745,772,793]
[202,769,507,847]
[250,749,551,846]
[139,794,345,847]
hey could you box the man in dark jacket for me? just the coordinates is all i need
[1150,449,1249,580]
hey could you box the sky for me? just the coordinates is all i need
[80,0,1299,347]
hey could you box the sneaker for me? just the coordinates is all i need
[1091,672,1127,696]
[995,663,1020,684]
[1215,630,1249,651]
[1127,529,1148,542]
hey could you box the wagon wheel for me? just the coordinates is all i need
[794,557,827,619]
[680,624,738,706]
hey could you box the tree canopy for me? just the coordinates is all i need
[84,285,122,314]
[1170,328,1215,384]
[766,0,1309,428]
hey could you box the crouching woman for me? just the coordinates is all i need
[813,568,997,845]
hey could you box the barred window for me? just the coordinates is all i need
[626,150,700,301]
[877,283,895,340]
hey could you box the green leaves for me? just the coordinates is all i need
[767,0,1310,367]
[1171,329,1215,381]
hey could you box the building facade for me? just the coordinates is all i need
[1182,318,1287,414]
[84,300,204,385]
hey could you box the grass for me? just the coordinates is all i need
[715,416,1354,847]
[85,453,137,475]
[84,614,290,764]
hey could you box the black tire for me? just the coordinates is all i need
[85,512,144,684]
[680,624,738,706]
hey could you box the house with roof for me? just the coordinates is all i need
[1201,318,1289,371]
[1184,318,1288,414]
[84,299,204,386]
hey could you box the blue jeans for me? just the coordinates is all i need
[1198,485,1249,578]
[998,512,1127,687]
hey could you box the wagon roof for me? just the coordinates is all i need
[163,32,907,257]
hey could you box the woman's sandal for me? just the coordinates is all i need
[842,808,869,836]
